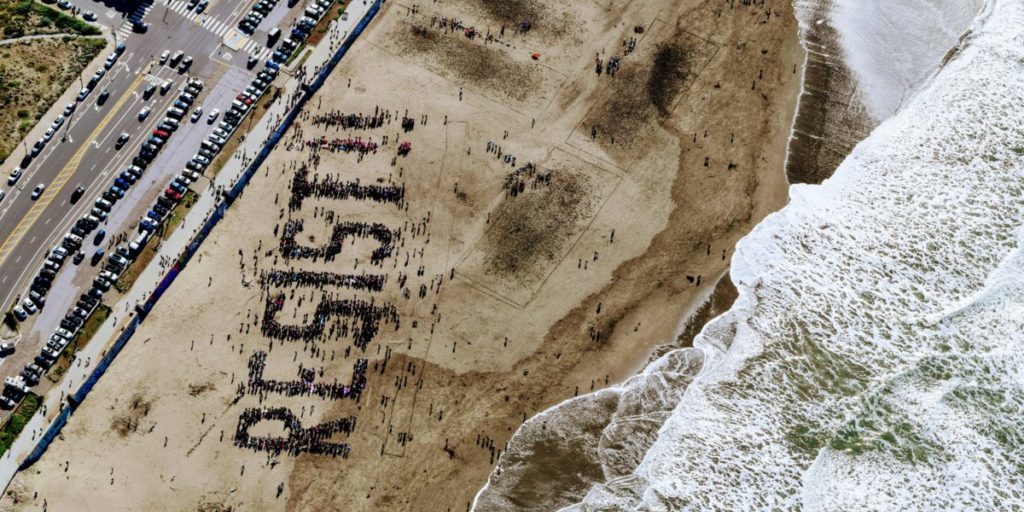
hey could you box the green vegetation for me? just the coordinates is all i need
[285,42,307,66]
[0,0,101,39]
[306,0,346,45]
[114,190,197,292]
[0,36,105,162]
[161,189,198,239]
[0,393,40,453]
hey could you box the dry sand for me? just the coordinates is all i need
[3,0,803,510]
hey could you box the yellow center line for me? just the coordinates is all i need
[0,72,148,267]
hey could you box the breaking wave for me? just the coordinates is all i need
[474,0,1024,510]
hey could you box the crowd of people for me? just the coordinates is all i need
[279,219,398,264]
[261,294,399,350]
[310,109,388,131]
[245,351,368,402]
[234,406,355,457]
[304,136,380,155]
[260,269,386,292]
[289,164,406,211]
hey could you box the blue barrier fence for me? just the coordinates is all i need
[17,0,383,470]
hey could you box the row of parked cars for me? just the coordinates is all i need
[0,71,210,408]
[239,0,286,35]
[260,0,333,72]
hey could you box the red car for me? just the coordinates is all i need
[152,129,170,139]
[164,188,182,201]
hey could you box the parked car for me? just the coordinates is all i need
[91,248,104,266]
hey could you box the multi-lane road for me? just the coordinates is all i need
[0,0,310,375]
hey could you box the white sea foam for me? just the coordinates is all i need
[475,0,1024,509]
[830,0,986,120]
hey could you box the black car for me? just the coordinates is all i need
[61,316,83,330]
[158,122,177,133]
[178,56,193,72]
[70,185,85,204]
[157,196,175,209]
[153,203,170,216]
[97,89,111,105]
[132,21,149,33]
[132,157,149,169]
[139,150,157,161]
[71,226,87,238]
[72,251,85,265]
[77,217,97,231]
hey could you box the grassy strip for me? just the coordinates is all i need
[305,1,347,46]
[112,190,198,293]
[30,2,101,36]
[46,304,109,381]
[0,392,40,453]
[284,42,307,66]
[160,189,198,240]
[0,0,100,39]
[205,86,281,180]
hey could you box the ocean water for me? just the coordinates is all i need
[474,0,1024,510]
[830,0,986,119]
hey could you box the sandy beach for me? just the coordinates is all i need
[3,0,803,510]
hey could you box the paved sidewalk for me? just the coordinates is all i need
[0,0,377,490]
